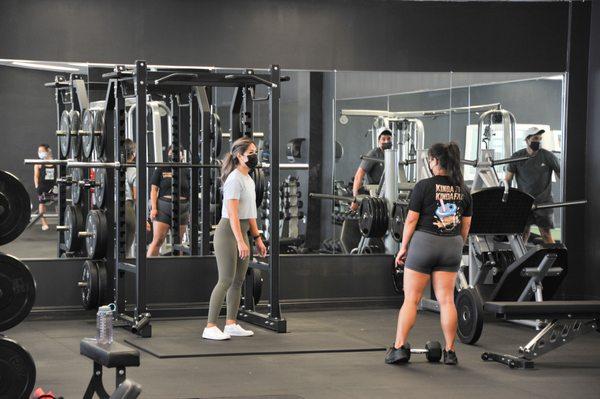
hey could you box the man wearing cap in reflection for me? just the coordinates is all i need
[504,127,561,244]
[350,128,393,211]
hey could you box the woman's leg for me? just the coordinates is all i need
[225,233,250,325]
[207,222,238,327]
[394,268,430,348]
[146,221,169,257]
[432,270,458,351]
[39,202,48,228]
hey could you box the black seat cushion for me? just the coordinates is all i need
[80,338,140,368]
[484,301,600,320]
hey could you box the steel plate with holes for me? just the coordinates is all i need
[69,110,81,158]
[81,109,95,159]
[93,168,107,208]
[0,170,31,245]
[93,109,106,157]
[59,110,71,157]
[85,209,108,259]
[0,254,36,332]
[63,205,85,252]
[70,168,83,205]
[80,260,99,310]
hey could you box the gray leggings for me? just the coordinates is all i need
[207,218,250,324]
[404,230,464,274]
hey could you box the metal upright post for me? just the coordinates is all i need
[196,87,212,255]
[134,61,149,321]
[268,65,282,320]
[189,92,200,255]
[170,96,181,249]
[54,80,67,257]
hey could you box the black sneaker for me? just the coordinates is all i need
[385,343,411,364]
[443,349,458,365]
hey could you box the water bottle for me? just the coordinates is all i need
[96,303,115,345]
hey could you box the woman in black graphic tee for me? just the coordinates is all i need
[385,142,472,366]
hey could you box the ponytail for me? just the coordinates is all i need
[221,136,256,183]
[428,141,465,188]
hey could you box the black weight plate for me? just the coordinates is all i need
[85,209,108,259]
[63,205,85,252]
[96,261,110,306]
[358,197,373,237]
[425,340,442,362]
[81,109,95,159]
[0,170,31,245]
[213,113,223,157]
[390,202,407,242]
[80,260,99,310]
[0,254,36,332]
[0,337,36,399]
[93,109,106,157]
[373,198,384,237]
[456,287,484,345]
[58,110,71,158]
[252,268,263,306]
[93,168,107,208]
[70,168,83,205]
[392,263,403,294]
[69,110,82,158]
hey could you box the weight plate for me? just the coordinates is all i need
[213,113,223,157]
[425,340,442,362]
[250,168,266,208]
[0,170,31,245]
[0,254,36,332]
[96,260,110,306]
[80,260,99,310]
[58,110,71,158]
[63,205,85,252]
[70,168,83,205]
[85,209,108,259]
[0,337,36,399]
[93,168,107,208]
[358,197,372,237]
[81,109,95,159]
[456,287,484,345]
[69,110,81,158]
[392,263,403,294]
[390,201,408,242]
[93,109,106,157]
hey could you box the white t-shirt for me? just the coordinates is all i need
[221,169,257,219]
[125,167,137,201]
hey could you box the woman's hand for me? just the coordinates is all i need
[150,208,158,221]
[255,237,267,257]
[237,240,251,259]
[395,246,408,266]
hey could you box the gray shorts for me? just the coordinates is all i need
[526,208,554,230]
[155,198,189,226]
[404,230,464,274]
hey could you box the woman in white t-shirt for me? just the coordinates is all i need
[203,137,267,340]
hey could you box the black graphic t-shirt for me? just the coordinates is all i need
[150,167,190,198]
[408,175,472,236]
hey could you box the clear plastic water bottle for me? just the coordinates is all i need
[96,303,115,344]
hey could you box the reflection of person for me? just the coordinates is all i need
[124,139,137,255]
[350,129,393,211]
[203,137,267,341]
[147,146,190,256]
[34,144,56,231]
[387,142,472,366]
[504,127,560,244]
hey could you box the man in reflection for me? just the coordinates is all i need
[504,127,560,244]
[350,129,393,211]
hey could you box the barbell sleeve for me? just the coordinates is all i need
[533,200,587,210]
[460,159,477,167]
[55,225,68,231]
[78,231,93,238]
[24,159,68,165]
[67,161,121,168]
[309,193,355,203]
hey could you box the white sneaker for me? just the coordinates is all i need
[202,326,231,340]
[224,323,254,337]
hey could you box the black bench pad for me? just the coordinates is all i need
[484,301,600,320]
[80,338,140,368]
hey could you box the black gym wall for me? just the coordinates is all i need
[0,1,595,299]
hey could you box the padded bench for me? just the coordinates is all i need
[481,301,600,369]
[80,338,141,399]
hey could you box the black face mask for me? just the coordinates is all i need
[245,153,259,169]
[381,142,392,150]
[529,141,541,151]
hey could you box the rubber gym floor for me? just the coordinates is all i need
[11,308,600,399]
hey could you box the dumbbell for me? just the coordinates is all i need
[281,191,301,198]
[403,341,443,362]
[280,211,305,220]
[282,200,303,209]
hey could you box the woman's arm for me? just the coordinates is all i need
[460,216,472,243]
[400,210,420,250]
[150,185,159,214]
[248,218,260,238]
[34,165,40,188]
